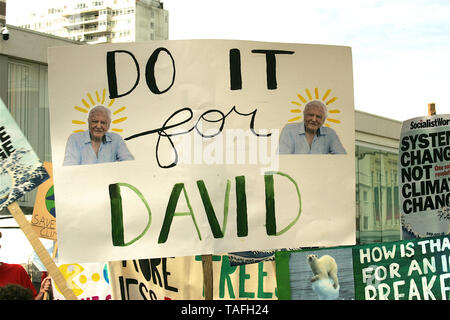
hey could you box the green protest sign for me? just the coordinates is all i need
[353,235,450,300]
[276,235,450,300]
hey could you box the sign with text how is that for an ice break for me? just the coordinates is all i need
[48,40,355,263]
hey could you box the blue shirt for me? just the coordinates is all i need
[63,131,135,166]
[278,122,346,154]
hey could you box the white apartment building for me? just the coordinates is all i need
[15,0,168,43]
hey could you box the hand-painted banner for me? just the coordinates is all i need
[108,255,277,300]
[0,99,49,210]
[276,235,450,300]
[48,40,355,263]
[31,162,57,240]
[398,114,450,239]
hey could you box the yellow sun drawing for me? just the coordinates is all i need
[288,88,342,127]
[71,89,128,133]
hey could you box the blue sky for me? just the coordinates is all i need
[163,0,450,121]
[7,0,450,121]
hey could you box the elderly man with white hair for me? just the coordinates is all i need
[278,100,346,154]
[63,105,134,165]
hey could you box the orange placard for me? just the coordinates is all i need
[31,162,56,240]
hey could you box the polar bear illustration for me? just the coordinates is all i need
[307,254,339,289]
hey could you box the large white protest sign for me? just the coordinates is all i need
[48,40,355,263]
[399,114,450,238]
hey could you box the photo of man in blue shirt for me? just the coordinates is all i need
[63,105,134,166]
[278,100,346,154]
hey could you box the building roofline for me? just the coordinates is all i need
[5,24,83,44]
[355,109,402,124]
[0,24,84,64]
[355,109,402,142]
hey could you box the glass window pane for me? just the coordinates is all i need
[356,145,401,244]
[7,59,50,207]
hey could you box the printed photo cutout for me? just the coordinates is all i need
[277,247,355,300]
[278,88,346,155]
[63,89,134,166]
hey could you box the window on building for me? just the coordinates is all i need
[355,145,401,244]
[7,59,50,206]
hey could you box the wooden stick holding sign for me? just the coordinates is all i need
[428,103,436,116]
[7,202,77,300]
[43,241,58,300]
[202,254,213,300]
